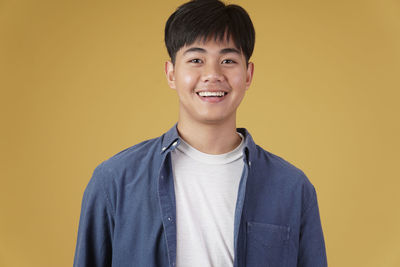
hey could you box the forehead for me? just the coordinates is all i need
[183,33,240,50]
[179,36,243,55]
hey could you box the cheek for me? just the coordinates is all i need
[230,70,247,88]
[176,69,198,88]
[183,75,195,86]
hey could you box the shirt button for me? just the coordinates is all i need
[161,147,166,151]
[172,141,178,146]
[249,161,252,167]
[161,175,164,179]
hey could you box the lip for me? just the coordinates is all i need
[195,89,229,94]
[196,91,228,103]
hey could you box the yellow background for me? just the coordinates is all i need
[1,0,399,266]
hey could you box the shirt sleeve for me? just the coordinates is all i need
[297,186,328,267]
[73,164,115,267]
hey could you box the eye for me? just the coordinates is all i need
[189,58,203,64]
[222,59,236,64]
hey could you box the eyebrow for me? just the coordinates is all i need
[182,47,241,56]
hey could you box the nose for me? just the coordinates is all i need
[201,62,225,83]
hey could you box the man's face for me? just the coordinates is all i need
[165,37,254,126]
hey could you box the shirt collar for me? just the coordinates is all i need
[160,123,181,153]
[161,123,256,164]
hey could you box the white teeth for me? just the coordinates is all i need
[198,91,226,97]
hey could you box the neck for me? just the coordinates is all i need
[176,118,241,155]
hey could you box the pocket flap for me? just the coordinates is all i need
[247,221,290,247]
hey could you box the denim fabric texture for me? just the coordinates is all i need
[74,124,327,267]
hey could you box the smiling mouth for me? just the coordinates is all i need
[196,91,228,97]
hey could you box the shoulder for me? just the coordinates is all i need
[241,128,310,186]
[100,135,161,173]
[256,145,309,182]
[252,144,316,206]
[86,134,163,192]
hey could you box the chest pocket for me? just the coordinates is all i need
[246,221,290,267]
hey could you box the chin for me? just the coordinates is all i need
[197,115,230,125]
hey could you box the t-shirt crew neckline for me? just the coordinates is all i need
[176,132,244,165]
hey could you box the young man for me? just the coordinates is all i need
[74,0,327,266]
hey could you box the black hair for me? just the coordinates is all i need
[165,0,255,64]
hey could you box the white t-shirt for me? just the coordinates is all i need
[171,133,245,267]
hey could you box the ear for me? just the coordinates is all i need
[245,62,254,90]
[165,61,176,89]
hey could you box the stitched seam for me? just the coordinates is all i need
[157,155,173,267]
[98,164,116,217]
[302,195,317,217]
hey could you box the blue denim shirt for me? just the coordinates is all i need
[74,124,327,267]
